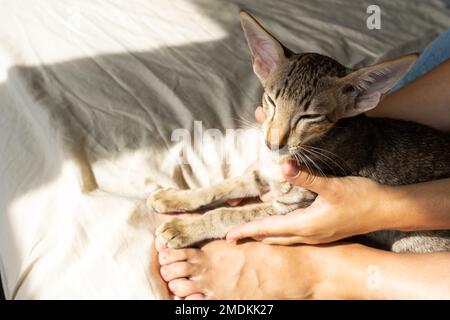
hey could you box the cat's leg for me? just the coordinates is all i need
[156,202,277,248]
[155,181,317,248]
[156,183,317,248]
[147,171,268,213]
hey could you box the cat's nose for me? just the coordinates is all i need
[265,140,286,150]
[266,127,288,150]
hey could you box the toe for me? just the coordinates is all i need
[185,293,205,300]
[168,279,202,298]
[155,235,167,252]
[159,248,200,265]
[160,262,195,281]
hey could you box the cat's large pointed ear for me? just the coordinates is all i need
[337,54,418,117]
[240,11,291,84]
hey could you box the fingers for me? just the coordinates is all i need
[282,160,333,194]
[226,214,298,241]
[261,236,325,245]
[254,106,265,124]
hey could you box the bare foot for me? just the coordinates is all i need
[155,238,323,299]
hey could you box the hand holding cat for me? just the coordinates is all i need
[226,160,392,245]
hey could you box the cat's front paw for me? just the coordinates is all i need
[156,218,203,248]
[147,188,201,213]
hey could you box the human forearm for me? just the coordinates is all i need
[229,164,450,245]
[313,243,450,299]
[367,59,450,133]
[381,178,450,232]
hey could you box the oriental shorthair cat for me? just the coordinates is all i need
[148,11,450,253]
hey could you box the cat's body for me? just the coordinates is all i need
[148,12,450,253]
[307,115,450,185]
[297,114,450,252]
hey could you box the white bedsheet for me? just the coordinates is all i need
[1,0,449,299]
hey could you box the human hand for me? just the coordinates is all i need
[227,160,394,245]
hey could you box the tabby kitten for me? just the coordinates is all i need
[148,11,450,253]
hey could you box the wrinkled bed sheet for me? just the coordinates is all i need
[0,0,449,299]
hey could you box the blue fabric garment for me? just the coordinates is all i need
[393,28,450,91]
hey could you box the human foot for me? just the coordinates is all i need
[155,238,323,299]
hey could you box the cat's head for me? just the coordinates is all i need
[240,11,417,152]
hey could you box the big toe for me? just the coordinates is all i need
[185,293,206,300]
[168,278,205,298]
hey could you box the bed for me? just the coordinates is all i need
[1,0,449,299]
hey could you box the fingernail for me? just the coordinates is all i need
[160,267,168,277]
[282,160,300,177]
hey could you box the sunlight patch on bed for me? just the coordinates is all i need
[8,0,228,66]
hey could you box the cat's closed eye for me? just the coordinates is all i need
[292,114,323,127]
[300,114,320,120]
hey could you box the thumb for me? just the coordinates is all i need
[254,106,265,124]
[282,160,332,194]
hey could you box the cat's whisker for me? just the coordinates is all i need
[304,148,346,176]
[303,148,346,176]
[312,147,349,174]
[300,147,332,175]
[299,147,326,177]
[300,154,315,177]
[307,145,347,163]
[231,115,260,130]
[291,148,319,177]
[304,145,349,174]
[293,152,313,177]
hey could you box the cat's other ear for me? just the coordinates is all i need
[240,11,291,84]
[337,53,418,117]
